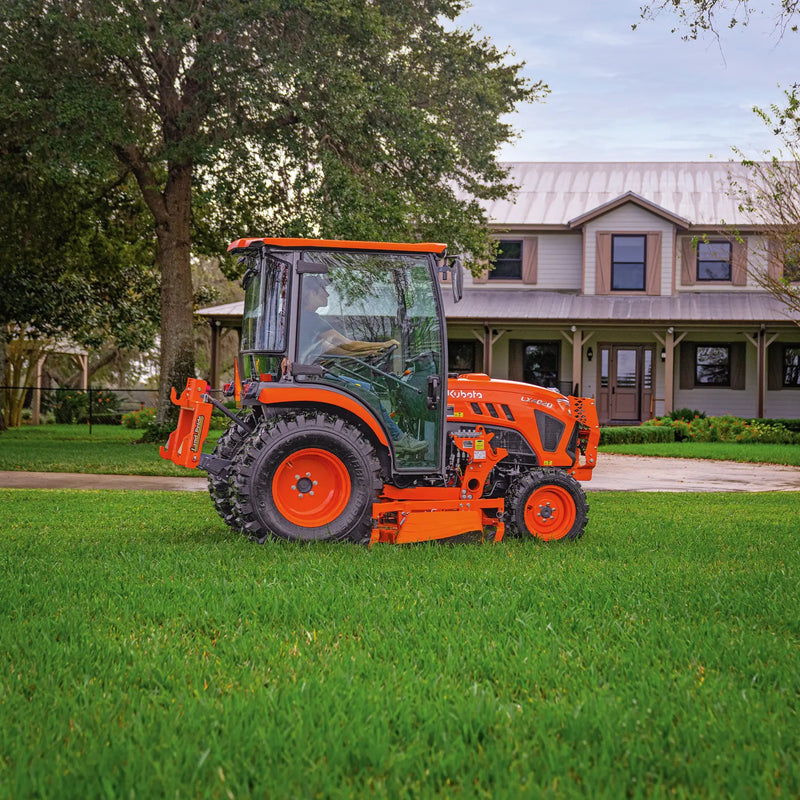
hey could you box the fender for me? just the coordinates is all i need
[256,384,391,448]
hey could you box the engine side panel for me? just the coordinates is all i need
[446,373,588,471]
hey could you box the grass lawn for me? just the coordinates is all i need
[0,424,221,476]
[1,490,798,798]
[3,424,800,476]
[600,441,800,466]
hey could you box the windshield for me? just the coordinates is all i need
[297,250,443,469]
[241,253,289,352]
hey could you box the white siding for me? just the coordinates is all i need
[537,233,582,290]
[583,204,674,295]
[467,233,582,290]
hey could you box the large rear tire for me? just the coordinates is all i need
[506,468,588,541]
[232,414,383,544]
[207,413,253,532]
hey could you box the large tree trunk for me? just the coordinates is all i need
[155,163,196,426]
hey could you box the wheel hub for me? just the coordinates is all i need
[538,503,554,520]
[273,449,351,527]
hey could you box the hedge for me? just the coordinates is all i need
[599,426,676,445]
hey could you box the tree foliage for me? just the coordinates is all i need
[0,141,160,427]
[635,1,799,323]
[731,88,800,324]
[0,0,543,423]
[637,0,799,38]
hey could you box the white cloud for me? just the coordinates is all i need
[455,0,797,160]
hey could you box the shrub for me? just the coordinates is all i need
[600,425,675,445]
[122,407,157,429]
[668,408,706,422]
[53,391,88,424]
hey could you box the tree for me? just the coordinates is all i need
[636,1,799,38]
[635,1,799,324]
[0,0,543,424]
[730,90,800,324]
[0,145,160,428]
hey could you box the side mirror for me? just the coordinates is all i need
[451,257,464,303]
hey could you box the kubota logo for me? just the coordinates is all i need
[191,415,205,452]
[448,389,483,400]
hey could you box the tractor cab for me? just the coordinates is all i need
[232,238,454,473]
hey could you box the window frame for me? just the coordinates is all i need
[488,240,523,281]
[448,340,480,374]
[696,240,733,282]
[783,344,800,388]
[611,234,647,292]
[522,340,561,390]
[694,344,731,387]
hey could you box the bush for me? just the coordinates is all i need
[633,414,799,443]
[667,407,707,422]
[600,426,675,445]
[53,391,87,424]
[122,407,157,429]
[746,418,800,435]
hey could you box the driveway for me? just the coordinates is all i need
[1,454,799,492]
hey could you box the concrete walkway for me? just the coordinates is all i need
[1,453,799,492]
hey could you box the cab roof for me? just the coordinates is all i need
[228,237,448,256]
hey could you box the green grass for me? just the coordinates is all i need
[4,425,800,477]
[601,440,800,466]
[1,490,798,798]
[0,424,221,476]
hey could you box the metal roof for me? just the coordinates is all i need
[198,292,796,328]
[442,290,797,326]
[489,162,755,228]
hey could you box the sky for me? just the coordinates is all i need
[455,0,798,162]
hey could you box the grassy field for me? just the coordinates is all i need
[600,440,800,466]
[1,489,798,798]
[0,424,221,476]
[2,424,799,475]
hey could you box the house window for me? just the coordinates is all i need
[784,346,800,387]
[695,345,730,386]
[489,241,522,280]
[785,244,800,282]
[448,341,479,373]
[611,235,646,291]
[523,341,560,389]
[697,241,732,281]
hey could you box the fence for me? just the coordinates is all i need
[1,385,159,433]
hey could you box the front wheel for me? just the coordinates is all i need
[232,413,383,544]
[506,468,588,541]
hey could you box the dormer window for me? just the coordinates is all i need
[697,241,732,281]
[611,235,646,291]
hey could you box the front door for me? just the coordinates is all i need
[598,345,654,424]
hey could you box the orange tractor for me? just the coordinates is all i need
[161,238,599,545]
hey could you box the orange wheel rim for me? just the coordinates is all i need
[523,486,576,541]
[272,448,351,527]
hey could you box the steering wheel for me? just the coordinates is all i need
[365,342,398,371]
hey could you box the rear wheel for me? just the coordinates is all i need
[506,468,588,541]
[207,413,253,532]
[232,413,382,544]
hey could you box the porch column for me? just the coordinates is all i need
[561,327,594,396]
[210,321,221,390]
[744,327,778,418]
[481,325,507,377]
[659,328,685,416]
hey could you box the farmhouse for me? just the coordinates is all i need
[199,162,800,423]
